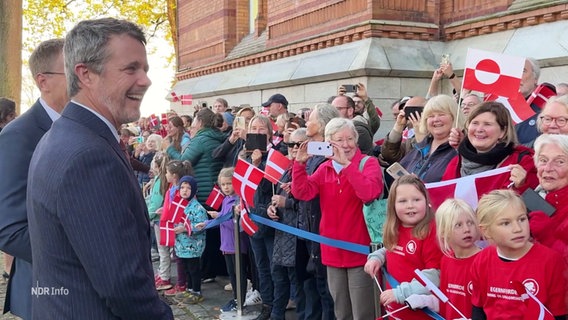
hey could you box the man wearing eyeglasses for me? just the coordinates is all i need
[331,94,374,155]
[0,39,69,320]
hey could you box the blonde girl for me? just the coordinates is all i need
[364,175,443,320]
[435,199,481,319]
[471,190,567,319]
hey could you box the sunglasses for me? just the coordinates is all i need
[286,142,303,148]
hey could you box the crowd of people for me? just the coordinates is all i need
[0,16,567,320]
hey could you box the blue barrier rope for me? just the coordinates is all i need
[201,212,233,230]
[249,213,370,255]
[382,269,445,320]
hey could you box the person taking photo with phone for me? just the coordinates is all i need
[292,117,383,320]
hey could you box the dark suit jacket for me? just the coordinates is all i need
[27,102,172,319]
[0,100,53,319]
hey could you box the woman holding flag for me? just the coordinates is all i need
[444,101,538,194]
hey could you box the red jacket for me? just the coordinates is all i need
[291,149,383,268]
[442,145,538,194]
[529,184,568,266]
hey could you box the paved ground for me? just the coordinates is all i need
[0,254,296,320]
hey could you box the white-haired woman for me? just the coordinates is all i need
[399,95,462,183]
[525,94,568,147]
[529,134,568,268]
[292,118,383,320]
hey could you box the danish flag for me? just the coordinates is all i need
[149,114,159,127]
[527,83,557,110]
[426,167,511,210]
[168,194,189,223]
[181,216,192,236]
[240,200,258,236]
[181,94,193,106]
[510,280,554,320]
[463,48,524,99]
[205,185,225,211]
[233,159,264,207]
[264,149,291,184]
[161,113,168,126]
[170,91,180,102]
[159,220,175,246]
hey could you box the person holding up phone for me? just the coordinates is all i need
[380,96,427,167]
[292,118,383,320]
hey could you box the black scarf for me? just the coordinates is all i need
[458,138,514,166]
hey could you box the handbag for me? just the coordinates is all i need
[359,156,387,243]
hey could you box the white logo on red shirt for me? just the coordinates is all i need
[406,240,416,254]
[522,279,539,296]
[467,281,473,295]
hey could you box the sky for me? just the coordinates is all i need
[20,26,175,117]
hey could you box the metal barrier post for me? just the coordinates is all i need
[234,211,243,316]
[370,242,383,318]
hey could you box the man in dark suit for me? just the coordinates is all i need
[27,18,173,319]
[0,38,68,320]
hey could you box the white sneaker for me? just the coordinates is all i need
[244,289,262,306]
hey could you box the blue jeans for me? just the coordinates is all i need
[250,235,274,306]
[271,265,296,320]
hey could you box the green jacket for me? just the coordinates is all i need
[145,177,164,222]
[167,127,225,205]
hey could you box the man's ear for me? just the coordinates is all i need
[74,63,93,86]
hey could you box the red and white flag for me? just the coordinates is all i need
[463,49,524,99]
[205,185,225,211]
[181,94,193,106]
[414,269,449,303]
[485,92,535,124]
[161,113,168,126]
[264,149,291,184]
[426,167,511,210]
[233,159,264,207]
[272,135,283,147]
[181,216,192,236]
[170,91,180,102]
[149,114,159,127]
[375,106,383,119]
[510,280,555,320]
[159,220,175,246]
[240,200,258,236]
[169,195,189,223]
[527,83,557,110]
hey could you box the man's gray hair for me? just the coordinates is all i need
[64,18,146,97]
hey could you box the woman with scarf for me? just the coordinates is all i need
[442,101,538,193]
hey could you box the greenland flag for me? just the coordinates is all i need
[463,49,524,99]
[484,92,535,124]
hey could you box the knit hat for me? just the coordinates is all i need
[223,111,234,126]
[179,175,198,200]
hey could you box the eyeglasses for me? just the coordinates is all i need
[540,116,568,127]
[41,71,65,76]
[286,142,303,148]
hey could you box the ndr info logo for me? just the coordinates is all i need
[31,282,69,297]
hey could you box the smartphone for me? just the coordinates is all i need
[522,188,556,216]
[386,162,410,180]
[234,116,246,131]
[342,84,357,93]
[307,141,333,157]
[404,106,423,120]
[440,53,450,66]
[245,133,267,152]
